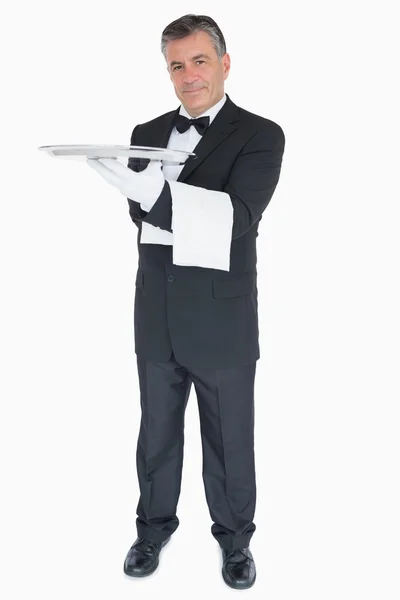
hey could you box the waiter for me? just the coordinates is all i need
[87,13,285,590]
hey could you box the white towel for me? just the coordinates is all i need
[140,181,233,271]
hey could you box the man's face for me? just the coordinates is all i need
[166,30,230,117]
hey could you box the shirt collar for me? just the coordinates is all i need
[179,93,227,126]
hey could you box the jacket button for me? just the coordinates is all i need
[167,274,175,283]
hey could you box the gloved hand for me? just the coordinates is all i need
[87,158,165,211]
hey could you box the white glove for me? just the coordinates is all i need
[87,158,165,211]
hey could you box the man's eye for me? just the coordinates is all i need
[173,61,205,71]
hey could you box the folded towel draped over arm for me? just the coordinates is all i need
[126,126,285,271]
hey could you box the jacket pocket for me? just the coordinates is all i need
[212,272,255,298]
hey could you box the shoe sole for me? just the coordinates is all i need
[124,537,171,578]
[222,570,257,590]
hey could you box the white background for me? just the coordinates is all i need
[1,1,399,598]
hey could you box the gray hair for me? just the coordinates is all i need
[161,14,227,63]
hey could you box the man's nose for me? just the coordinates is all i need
[182,65,199,82]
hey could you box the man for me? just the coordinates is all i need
[87,13,285,590]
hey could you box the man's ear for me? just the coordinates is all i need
[222,53,231,78]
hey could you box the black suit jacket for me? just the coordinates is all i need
[127,93,285,369]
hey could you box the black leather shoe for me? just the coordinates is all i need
[221,547,256,589]
[123,536,171,577]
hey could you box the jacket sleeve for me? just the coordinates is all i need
[126,125,173,232]
[127,122,285,240]
[225,123,285,239]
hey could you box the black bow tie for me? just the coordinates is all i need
[174,114,210,135]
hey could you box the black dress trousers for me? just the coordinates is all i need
[134,351,257,550]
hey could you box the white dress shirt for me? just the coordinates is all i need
[140,93,234,271]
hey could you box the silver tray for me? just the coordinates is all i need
[38,144,196,164]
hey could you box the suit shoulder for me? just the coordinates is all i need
[237,106,285,140]
[129,109,176,143]
[133,109,176,130]
[142,110,176,128]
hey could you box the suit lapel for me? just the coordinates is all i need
[147,93,240,183]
